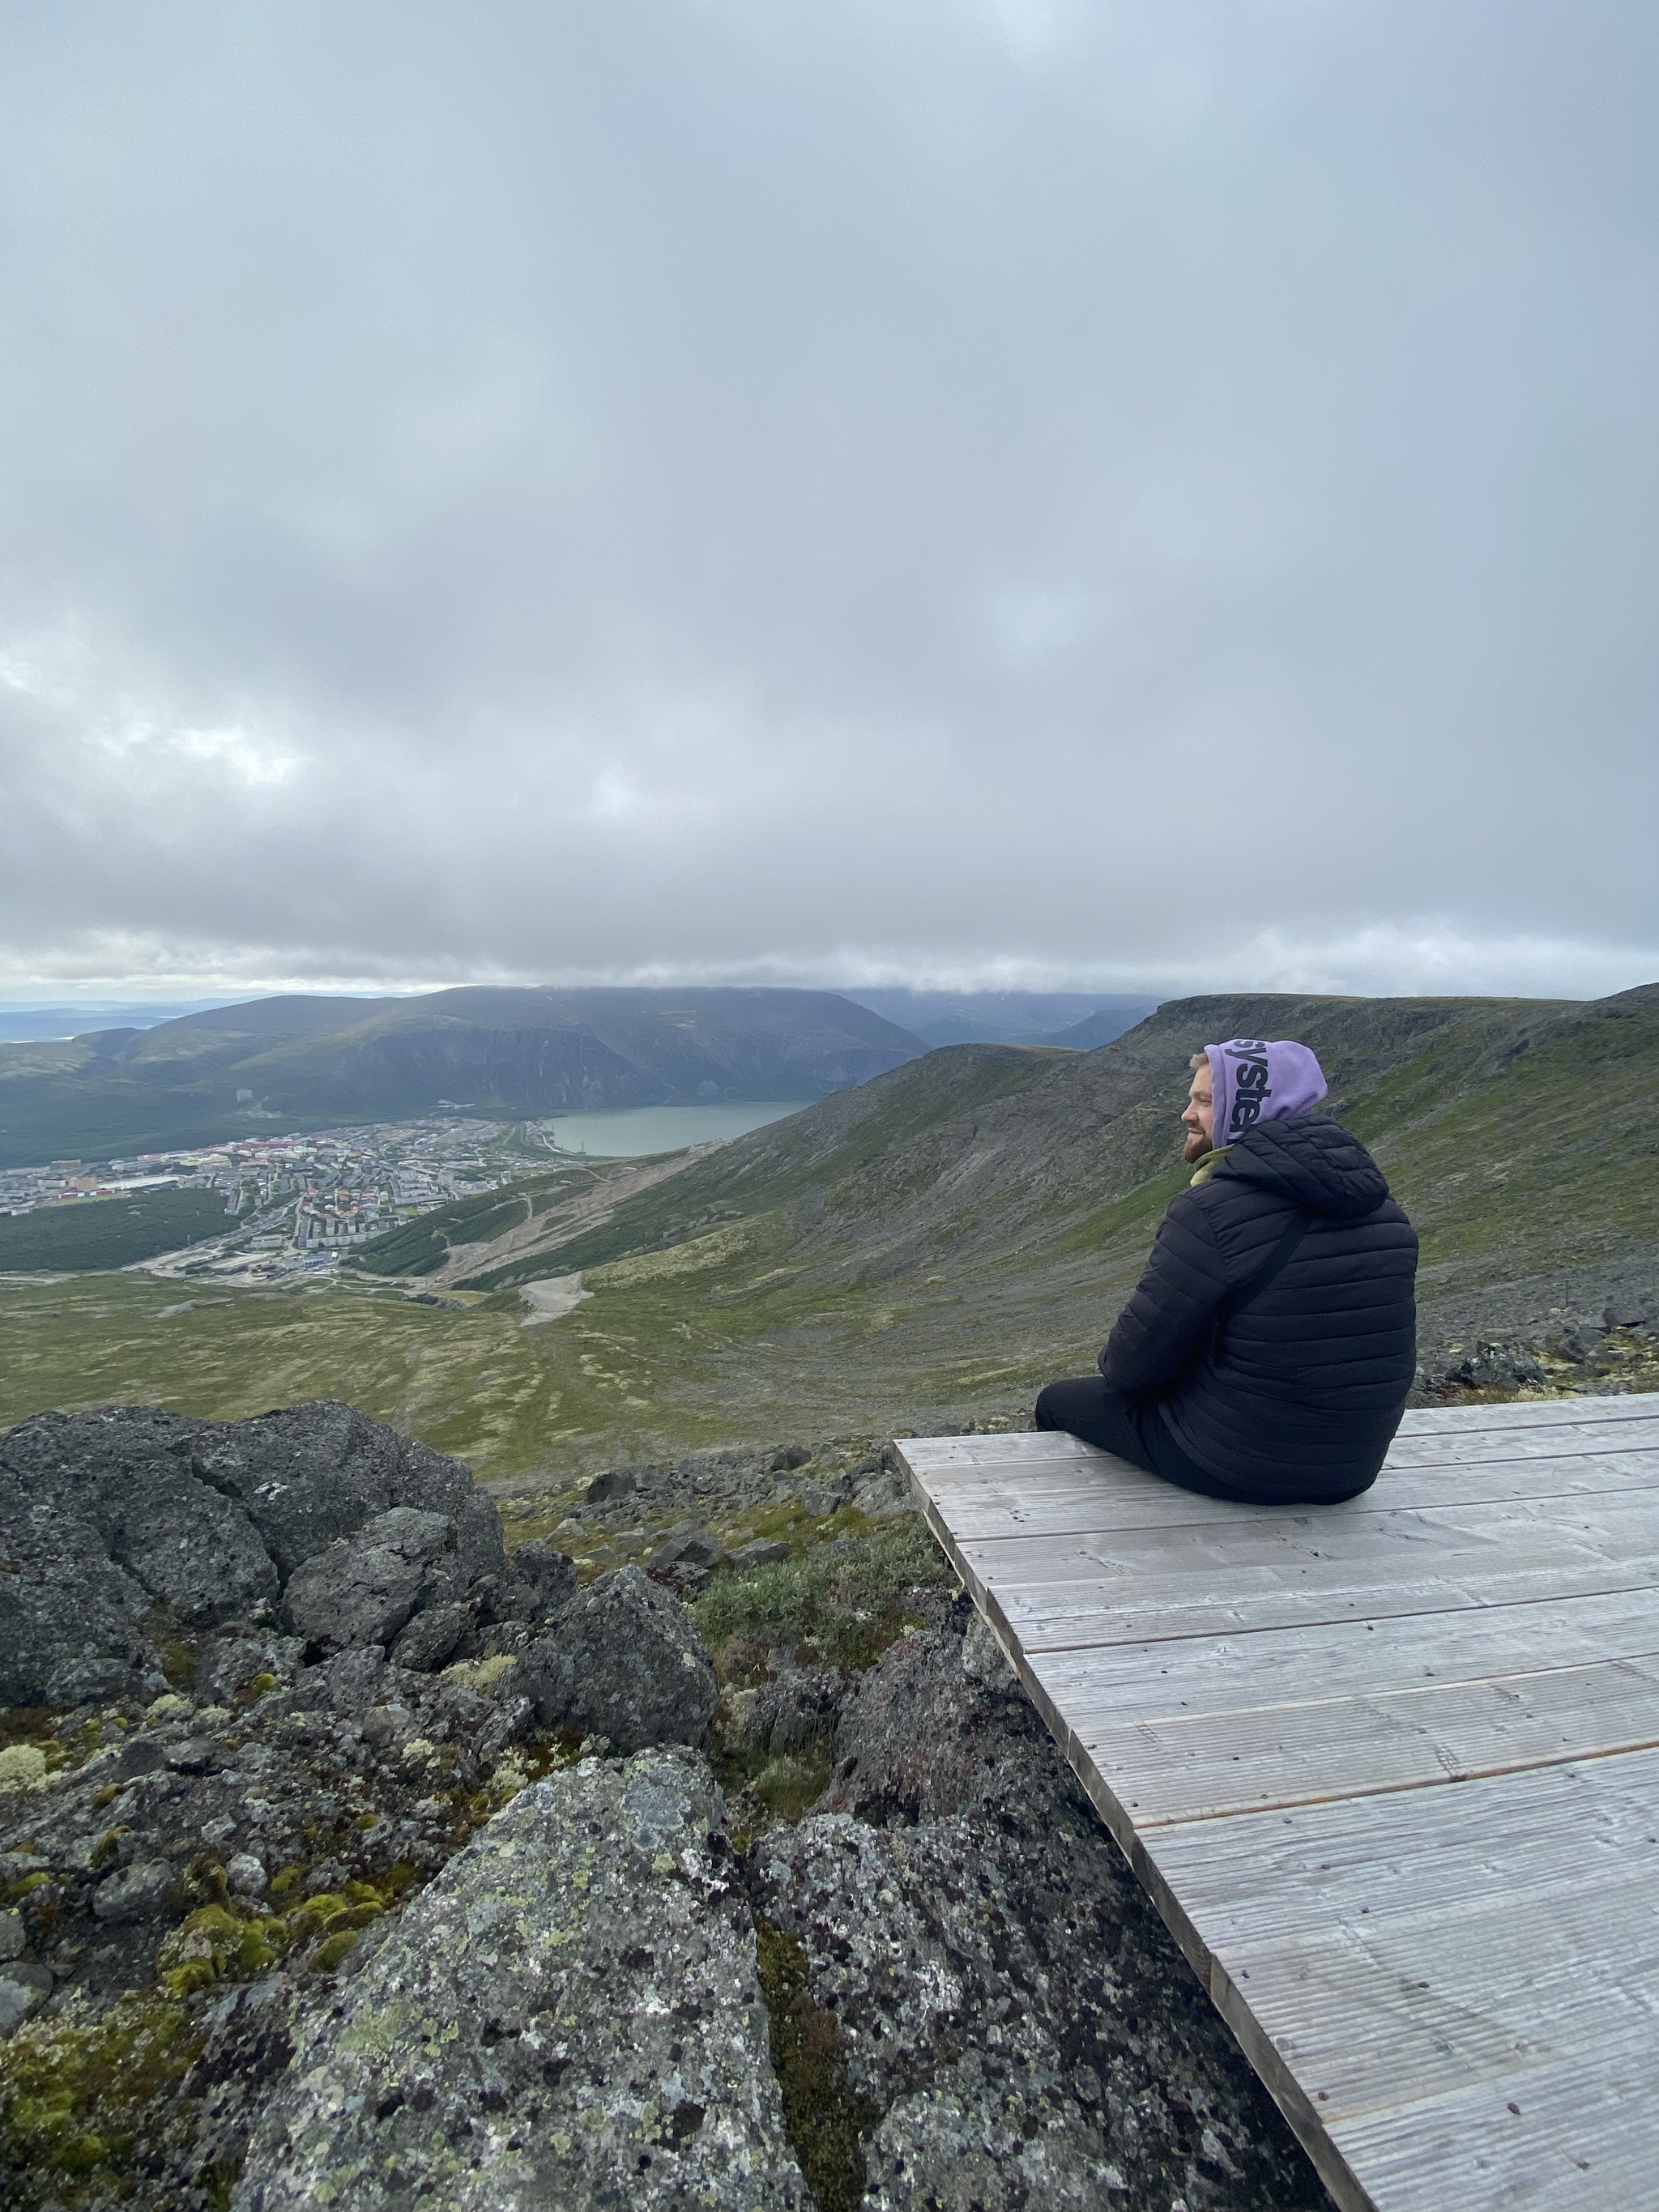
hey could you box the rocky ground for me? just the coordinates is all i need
[1407,1286,1659,1404]
[0,1402,1337,2211]
[4,1315,1655,2212]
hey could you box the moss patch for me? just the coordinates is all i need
[0,1989,203,2209]
[755,1922,881,2212]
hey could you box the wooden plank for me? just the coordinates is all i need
[919,1449,1659,1543]
[960,1490,1659,1594]
[1134,1754,1659,2206]
[1384,1417,1659,1466]
[1386,1392,1659,1434]
[1072,1655,1659,1825]
[902,1450,1659,1652]
[1025,1589,1659,1728]
[995,1575,1659,1663]
[902,1396,1659,1467]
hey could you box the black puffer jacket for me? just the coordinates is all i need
[1100,1118,1418,1500]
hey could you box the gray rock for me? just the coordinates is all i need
[95,1455,280,1626]
[852,1468,913,1515]
[1441,1341,1546,1390]
[0,1409,279,1637]
[730,1537,791,1572]
[584,1466,636,1501]
[0,1909,24,1960]
[769,1445,811,1473]
[92,1858,177,1924]
[194,1634,305,1706]
[0,1402,507,1704]
[522,1567,719,1754]
[186,1401,504,1583]
[744,1666,847,1757]
[232,1750,807,2212]
[0,1463,157,1707]
[821,1619,1047,1827]
[783,1624,1328,2210]
[1604,1299,1653,1329]
[390,1600,470,1672]
[650,1526,727,1573]
[505,1540,578,1622]
[960,1611,1018,1691]
[0,1959,53,2033]
[868,2053,1132,2210]
[163,1737,223,1775]
[307,1645,394,1711]
[225,1852,267,1896]
[282,1507,455,1652]
[798,1477,850,1518]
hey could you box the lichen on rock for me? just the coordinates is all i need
[233,1749,807,2212]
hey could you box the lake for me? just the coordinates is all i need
[535,1101,804,1157]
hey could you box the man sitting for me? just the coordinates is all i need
[1035,1038,1418,1504]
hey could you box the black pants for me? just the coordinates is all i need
[1034,1377,1263,1503]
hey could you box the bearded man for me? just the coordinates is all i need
[1034,1038,1418,1504]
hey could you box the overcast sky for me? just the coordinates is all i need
[2,0,1655,1004]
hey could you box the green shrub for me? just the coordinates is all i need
[693,1518,949,1670]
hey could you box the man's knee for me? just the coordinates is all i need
[1033,1382,1065,1430]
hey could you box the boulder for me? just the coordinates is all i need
[92,1860,177,1924]
[232,1750,808,2212]
[0,1403,509,1706]
[389,1601,471,1673]
[520,1567,719,1753]
[0,1960,52,2033]
[584,1466,636,1502]
[1441,1341,1546,1391]
[282,1507,456,1652]
[0,1468,160,1707]
[730,1537,791,1572]
[185,1402,504,1583]
[742,1666,847,1758]
[820,1613,1047,1827]
[650,1526,727,1574]
[1605,1298,1655,1329]
[194,1634,305,1707]
[754,1620,1330,2212]
[504,1540,578,1623]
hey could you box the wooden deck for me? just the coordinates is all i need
[895,1392,1659,2212]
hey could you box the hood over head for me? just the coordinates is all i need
[1218,1116,1392,1220]
[1202,1037,1328,1151]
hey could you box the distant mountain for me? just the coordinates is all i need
[0,1000,241,1044]
[1039,1004,1163,1051]
[843,989,1158,1048]
[0,987,924,1166]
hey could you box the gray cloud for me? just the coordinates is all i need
[2,0,1655,1000]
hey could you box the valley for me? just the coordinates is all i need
[2,985,1656,1481]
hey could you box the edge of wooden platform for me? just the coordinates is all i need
[894,1437,1381,2212]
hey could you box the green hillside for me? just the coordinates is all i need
[0,987,924,1167]
[1,986,1653,1479]
[0,1189,232,1272]
[349,1170,585,1278]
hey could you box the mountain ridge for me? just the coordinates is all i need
[0,987,926,1166]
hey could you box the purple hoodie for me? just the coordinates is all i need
[1202,1037,1328,1151]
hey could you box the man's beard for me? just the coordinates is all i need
[1183,1130,1211,1164]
